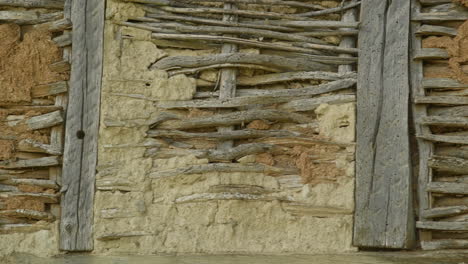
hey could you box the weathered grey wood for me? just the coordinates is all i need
[417,221,468,231]
[279,94,355,112]
[147,129,300,140]
[17,139,62,155]
[0,209,55,221]
[1,179,58,189]
[146,13,301,33]
[48,18,72,32]
[217,2,238,151]
[128,0,327,10]
[415,96,468,105]
[155,109,312,130]
[354,0,414,249]
[49,60,71,73]
[237,71,357,86]
[419,134,468,144]
[338,0,358,74]
[423,78,468,89]
[413,48,449,60]
[53,32,72,47]
[436,146,468,159]
[1,192,59,203]
[299,1,361,17]
[156,79,356,109]
[256,20,360,29]
[419,0,451,4]
[422,206,468,219]
[60,0,105,252]
[421,239,468,250]
[429,106,468,117]
[0,11,63,25]
[416,25,457,36]
[419,116,468,127]
[0,0,64,8]
[412,11,468,21]
[150,163,297,179]
[174,192,293,204]
[97,232,154,241]
[25,111,63,131]
[0,156,60,169]
[32,81,68,98]
[122,20,326,45]
[427,182,468,195]
[151,53,338,72]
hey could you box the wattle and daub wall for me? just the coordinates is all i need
[94,0,357,254]
[0,0,359,256]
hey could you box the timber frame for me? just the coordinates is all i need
[59,0,105,251]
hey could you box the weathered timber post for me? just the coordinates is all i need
[60,0,105,251]
[354,0,416,249]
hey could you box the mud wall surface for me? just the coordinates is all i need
[95,0,357,254]
[0,3,70,258]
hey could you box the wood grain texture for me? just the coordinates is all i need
[0,0,64,8]
[60,0,105,252]
[354,0,415,249]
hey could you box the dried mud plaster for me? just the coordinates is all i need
[422,21,468,83]
[0,24,66,103]
[453,0,468,7]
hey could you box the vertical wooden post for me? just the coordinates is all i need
[410,0,433,244]
[354,0,415,249]
[60,0,105,251]
[217,3,238,150]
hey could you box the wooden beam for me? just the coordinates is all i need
[417,221,468,231]
[60,0,105,252]
[32,81,68,98]
[422,239,468,250]
[427,182,468,195]
[0,0,65,8]
[423,78,468,89]
[354,0,415,249]
[416,25,457,36]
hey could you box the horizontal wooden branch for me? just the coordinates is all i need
[150,163,297,178]
[238,71,357,86]
[298,1,361,17]
[412,11,468,21]
[419,0,451,4]
[418,134,468,144]
[122,19,326,45]
[174,192,293,204]
[421,239,468,250]
[429,155,468,174]
[415,96,468,105]
[258,137,353,147]
[422,206,468,219]
[129,0,326,10]
[48,17,72,32]
[0,156,60,169]
[282,203,353,217]
[32,81,68,98]
[254,20,360,29]
[151,32,328,55]
[152,53,337,72]
[169,63,281,76]
[0,0,64,8]
[419,116,468,127]
[0,192,59,203]
[279,94,355,111]
[416,24,457,36]
[155,79,356,109]
[0,179,58,189]
[49,60,70,73]
[150,5,315,21]
[25,110,63,130]
[429,106,468,117]
[416,221,468,231]
[52,32,72,47]
[97,232,154,241]
[0,10,63,25]
[427,182,468,195]
[17,139,62,155]
[155,109,313,129]
[145,13,300,32]
[423,78,468,89]
[0,209,55,221]
[413,48,449,60]
[147,129,300,140]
